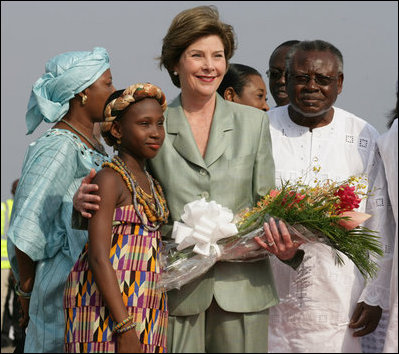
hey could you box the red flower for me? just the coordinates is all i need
[334,184,361,214]
[279,190,306,208]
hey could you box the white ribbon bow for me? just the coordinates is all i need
[172,198,238,256]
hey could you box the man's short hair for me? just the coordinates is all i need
[285,40,344,74]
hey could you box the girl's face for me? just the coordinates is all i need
[174,35,227,100]
[116,98,165,161]
[233,75,270,111]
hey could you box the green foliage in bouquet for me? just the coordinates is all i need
[234,177,384,278]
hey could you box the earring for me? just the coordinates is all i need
[116,138,121,145]
[81,94,88,105]
[173,71,178,76]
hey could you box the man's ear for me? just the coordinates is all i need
[337,73,344,95]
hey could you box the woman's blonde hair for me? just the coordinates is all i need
[159,5,236,88]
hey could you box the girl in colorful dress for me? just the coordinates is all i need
[63,83,169,353]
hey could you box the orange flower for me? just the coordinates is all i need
[337,211,371,230]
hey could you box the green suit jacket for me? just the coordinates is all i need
[148,94,279,316]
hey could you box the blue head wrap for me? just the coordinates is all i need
[25,47,110,134]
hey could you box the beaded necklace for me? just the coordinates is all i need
[60,118,108,156]
[103,156,169,231]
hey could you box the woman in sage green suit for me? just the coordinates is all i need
[151,7,304,351]
[74,5,304,353]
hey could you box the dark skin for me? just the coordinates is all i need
[88,98,165,353]
[13,69,115,331]
[55,69,116,149]
[268,45,292,107]
[286,50,343,130]
[224,74,270,111]
[285,48,382,336]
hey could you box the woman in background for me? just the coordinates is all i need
[217,62,270,111]
[7,47,115,352]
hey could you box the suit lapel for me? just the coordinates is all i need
[204,95,234,167]
[166,94,234,169]
[166,96,207,169]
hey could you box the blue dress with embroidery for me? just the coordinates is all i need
[7,129,109,353]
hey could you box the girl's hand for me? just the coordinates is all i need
[116,329,143,353]
[254,217,304,261]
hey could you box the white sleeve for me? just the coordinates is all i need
[358,140,395,309]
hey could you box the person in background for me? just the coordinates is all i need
[1,179,25,352]
[217,63,270,111]
[7,47,115,352]
[266,40,300,107]
[261,39,393,353]
[378,90,397,353]
[72,5,304,353]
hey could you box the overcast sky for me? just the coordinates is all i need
[1,1,398,201]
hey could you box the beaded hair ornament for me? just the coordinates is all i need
[101,82,167,146]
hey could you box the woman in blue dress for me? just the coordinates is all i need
[7,47,115,352]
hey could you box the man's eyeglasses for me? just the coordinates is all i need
[289,73,338,86]
[266,69,284,80]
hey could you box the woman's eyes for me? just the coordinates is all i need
[191,53,224,58]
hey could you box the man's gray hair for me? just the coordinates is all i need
[285,40,344,74]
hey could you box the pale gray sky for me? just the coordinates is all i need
[1,1,398,201]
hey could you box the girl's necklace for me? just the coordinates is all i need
[104,156,169,231]
[60,118,108,156]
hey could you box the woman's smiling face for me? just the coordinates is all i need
[175,35,227,99]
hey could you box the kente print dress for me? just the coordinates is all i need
[63,204,168,353]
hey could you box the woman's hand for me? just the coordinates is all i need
[73,168,101,218]
[14,248,35,328]
[254,217,304,261]
[116,329,143,353]
[17,297,30,328]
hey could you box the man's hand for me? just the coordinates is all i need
[349,301,382,337]
[73,168,100,218]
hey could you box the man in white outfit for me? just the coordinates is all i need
[378,103,398,353]
[262,40,394,353]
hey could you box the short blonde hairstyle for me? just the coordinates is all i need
[159,5,236,88]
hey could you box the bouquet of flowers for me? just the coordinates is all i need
[157,176,383,291]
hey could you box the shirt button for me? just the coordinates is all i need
[201,191,209,199]
[199,169,207,176]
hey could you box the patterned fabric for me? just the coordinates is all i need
[7,128,108,352]
[266,105,393,353]
[64,204,168,353]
